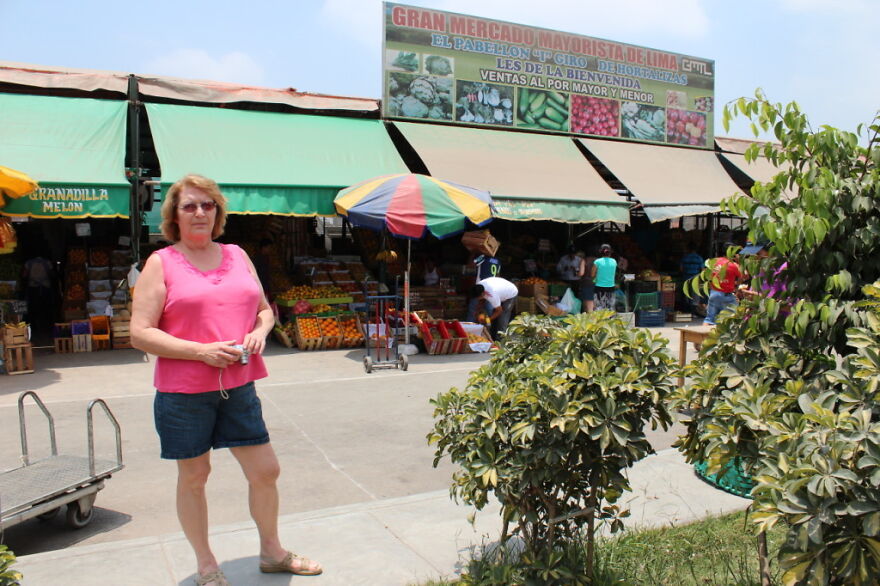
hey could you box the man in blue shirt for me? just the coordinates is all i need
[679,243,706,314]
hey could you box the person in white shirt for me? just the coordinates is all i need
[469,277,518,338]
[556,244,581,293]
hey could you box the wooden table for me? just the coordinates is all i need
[674,325,714,387]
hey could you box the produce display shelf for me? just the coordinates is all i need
[276,296,353,307]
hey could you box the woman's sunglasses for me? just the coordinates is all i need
[178,201,217,213]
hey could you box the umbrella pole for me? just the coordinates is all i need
[404,240,411,346]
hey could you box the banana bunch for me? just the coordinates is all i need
[375,250,398,262]
[4,322,28,329]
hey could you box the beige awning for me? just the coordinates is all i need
[394,122,631,224]
[718,152,793,197]
[578,138,745,222]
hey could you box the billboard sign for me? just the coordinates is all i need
[383,3,715,147]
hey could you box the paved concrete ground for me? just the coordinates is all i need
[2,321,741,585]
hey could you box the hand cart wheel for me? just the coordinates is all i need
[66,500,94,529]
[398,354,408,371]
[363,355,373,373]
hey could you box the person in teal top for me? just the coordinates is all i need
[591,243,618,311]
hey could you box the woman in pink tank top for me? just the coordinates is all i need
[131,175,321,584]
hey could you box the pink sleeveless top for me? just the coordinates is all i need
[153,244,268,394]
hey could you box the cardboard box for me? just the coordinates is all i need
[461,230,500,256]
[517,282,548,298]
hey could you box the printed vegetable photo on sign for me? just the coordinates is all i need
[516,88,569,132]
[620,102,665,142]
[456,81,514,125]
[386,72,453,120]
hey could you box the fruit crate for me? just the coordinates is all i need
[111,317,132,349]
[661,289,676,309]
[4,342,34,375]
[444,320,468,354]
[338,313,364,348]
[460,323,493,353]
[273,326,295,348]
[318,316,343,349]
[295,316,324,351]
[419,320,451,355]
[2,324,29,346]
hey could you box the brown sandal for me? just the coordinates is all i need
[259,550,323,576]
[194,569,230,586]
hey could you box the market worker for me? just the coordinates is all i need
[466,253,501,321]
[130,174,321,586]
[591,243,618,311]
[470,276,519,338]
[556,244,581,295]
[703,242,743,326]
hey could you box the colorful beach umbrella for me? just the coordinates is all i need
[0,165,39,201]
[334,173,493,240]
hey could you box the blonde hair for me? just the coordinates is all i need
[160,174,228,242]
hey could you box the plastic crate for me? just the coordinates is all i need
[694,458,756,499]
[420,321,451,355]
[661,289,676,309]
[632,292,660,312]
[636,309,666,327]
[444,320,468,354]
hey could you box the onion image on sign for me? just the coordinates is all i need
[456,81,514,126]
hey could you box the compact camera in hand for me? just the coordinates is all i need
[231,344,250,365]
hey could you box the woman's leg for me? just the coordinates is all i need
[176,453,219,577]
[230,443,282,556]
[231,443,321,573]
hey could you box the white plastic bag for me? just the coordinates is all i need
[557,288,582,314]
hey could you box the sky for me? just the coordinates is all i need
[1,0,878,143]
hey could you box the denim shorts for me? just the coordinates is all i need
[154,381,270,460]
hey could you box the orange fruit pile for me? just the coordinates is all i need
[297,317,321,339]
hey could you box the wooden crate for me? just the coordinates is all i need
[54,337,73,353]
[338,314,364,348]
[4,343,34,375]
[319,316,343,349]
[295,316,324,351]
[515,296,537,315]
[73,334,92,352]
[2,325,28,346]
[273,326,294,348]
[111,317,131,348]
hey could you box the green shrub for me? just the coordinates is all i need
[429,311,675,582]
[0,545,22,586]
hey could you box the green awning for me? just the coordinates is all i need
[394,122,630,224]
[146,104,409,216]
[0,93,129,219]
[492,197,630,224]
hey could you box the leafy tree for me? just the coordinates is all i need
[429,311,675,583]
[675,91,880,585]
[0,545,22,586]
